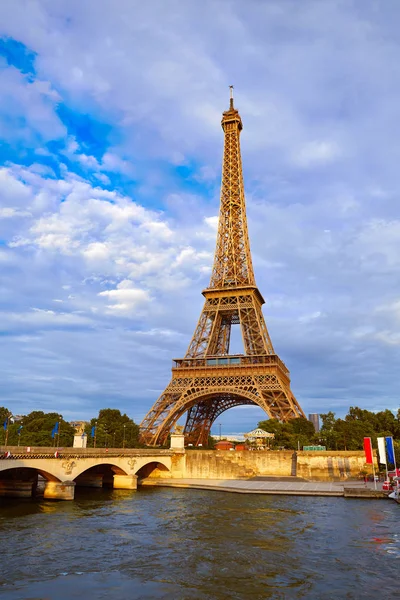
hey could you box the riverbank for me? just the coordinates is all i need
[141,477,388,498]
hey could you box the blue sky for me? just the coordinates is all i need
[1,0,400,433]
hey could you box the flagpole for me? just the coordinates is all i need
[372,456,377,490]
[57,420,61,449]
[392,436,400,498]
[4,417,9,449]
[17,426,22,447]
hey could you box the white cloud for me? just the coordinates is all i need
[204,216,218,230]
[98,280,150,314]
[1,164,214,310]
[0,65,66,144]
[293,140,341,168]
[0,207,31,218]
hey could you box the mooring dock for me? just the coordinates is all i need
[141,478,388,498]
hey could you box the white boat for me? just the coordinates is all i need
[388,477,400,503]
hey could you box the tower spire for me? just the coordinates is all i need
[208,87,255,290]
[229,84,234,109]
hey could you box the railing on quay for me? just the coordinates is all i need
[173,354,289,373]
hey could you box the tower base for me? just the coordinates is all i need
[140,354,304,446]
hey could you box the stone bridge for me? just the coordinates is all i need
[0,440,369,500]
[0,444,186,500]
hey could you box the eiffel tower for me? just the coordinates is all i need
[140,88,305,446]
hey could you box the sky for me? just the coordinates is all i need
[1,0,400,434]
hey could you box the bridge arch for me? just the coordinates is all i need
[0,460,64,482]
[0,465,60,482]
[72,462,128,481]
[135,461,170,480]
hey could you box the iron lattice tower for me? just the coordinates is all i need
[140,89,305,446]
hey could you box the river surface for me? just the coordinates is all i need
[1,487,399,599]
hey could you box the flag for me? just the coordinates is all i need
[91,425,96,438]
[17,426,23,434]
[363,437,373,464]
[385,437,396,465]
[377,437,387,465]
[51,421,59,439]
[3,418,7,430]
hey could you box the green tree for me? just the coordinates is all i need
[320,411,338,449]
[0,406,9,425]
[334,418,374,451]
[7,411,75,447]
[291,417,315,437]
[207,435,216,449]
[87,408,140,448]
[374,409,396,433]
[257,418,317,450]
[0,407,11,444]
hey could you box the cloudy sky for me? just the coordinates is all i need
[1,0,400,433]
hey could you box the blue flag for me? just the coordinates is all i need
[3,418,7,430]
[17,426,23,434]
[385,437,395,465]
[51,421,59,439]
[91,426,96,438]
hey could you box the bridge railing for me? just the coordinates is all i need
[0,446,173,458]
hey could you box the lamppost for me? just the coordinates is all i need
[123,424,126,449]
[92,422,97,448]
[219,423,222,440]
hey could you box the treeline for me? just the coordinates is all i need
[0,407,140,448]
[258,406,400,459]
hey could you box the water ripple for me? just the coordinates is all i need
[1,488,399,599]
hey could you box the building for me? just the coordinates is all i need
[234,444,247,451]
[215,440,234,451]
[308,414,320,432]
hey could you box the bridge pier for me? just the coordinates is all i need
[75,474,104,488]
[0,480,37,498]
[113,474,137,490]
[43,481,75,501]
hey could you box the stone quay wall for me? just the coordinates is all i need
[185,450,372,481]
[185,450,295,479]
[296,451,372,481]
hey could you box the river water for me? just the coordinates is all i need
[1,487,399,599]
